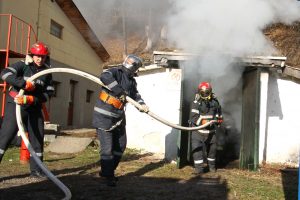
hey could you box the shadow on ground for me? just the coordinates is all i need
[0,154,229,200]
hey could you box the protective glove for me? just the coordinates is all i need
[14,95,35,105]
[119,94,126,102]
[24,81,35,91]
[139,104,149,113]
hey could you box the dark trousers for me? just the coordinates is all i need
[97,124,127,177]
[191,130,217,170]
[0,101,44,172]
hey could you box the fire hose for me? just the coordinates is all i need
[16,68,216,199]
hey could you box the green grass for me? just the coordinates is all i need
[0,146,297,200]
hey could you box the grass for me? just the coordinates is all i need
[0,145,298,200]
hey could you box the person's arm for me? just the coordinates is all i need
[214,99,223,124]
[28,74,54,105]
[100,69,124,96]
[189,100,200,126]
[1,61,26,89]
[130,79,149,112]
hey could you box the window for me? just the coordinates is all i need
[50,19,63,39]
[52,81,60,97]
[86,90,94,103]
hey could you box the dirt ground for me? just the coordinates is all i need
[0,146,298,200]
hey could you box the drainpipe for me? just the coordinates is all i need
[36,0,41,39]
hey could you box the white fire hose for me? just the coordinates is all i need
[16,67,215,199]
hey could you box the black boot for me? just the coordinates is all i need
[29,156,46,179]
[99,171,118,181]
[30,170,46,178]
[106,176,117,187]
[208,161,216,172]
[193,164,205,175]
[0,153,3,163]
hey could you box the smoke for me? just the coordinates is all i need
[167,0,300,56]
[166,0,300,132]
[73,0,170,40]
[73,0,300,132]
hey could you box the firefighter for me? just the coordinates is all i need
[92,54,149,187]
[0,42,54,178]
[189,81,223,174]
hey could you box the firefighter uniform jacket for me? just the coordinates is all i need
[1,60,54,110]
[93,66,145,130]
[190,95,222,134]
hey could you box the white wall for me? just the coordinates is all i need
[126,68,182,161]
[260,71,300,165]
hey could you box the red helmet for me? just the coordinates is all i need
[198,82,212,100]
[30,42,49,56]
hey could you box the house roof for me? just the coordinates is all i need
[55,0,110,62]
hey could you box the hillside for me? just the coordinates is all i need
[101,22,300,68]
[265,22,300,68]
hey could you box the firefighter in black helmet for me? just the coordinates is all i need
[0,42,54,178]
[189,82,223,174]
[93,54,149,186]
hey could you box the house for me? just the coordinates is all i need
[126,50,299,169]
[0,0,109,129]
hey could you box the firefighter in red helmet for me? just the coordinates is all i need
[0,41,54,178]
[189,81,223,174]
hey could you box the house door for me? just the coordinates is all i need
[67,80,77,126]
[239,68,261,171]
[177,63,200,168]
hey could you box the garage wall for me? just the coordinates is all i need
[260,71,300,165]
[126,68,181,161]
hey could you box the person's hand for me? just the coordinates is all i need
[139,104,149,113]
[119,94,126,102]
[14,95,35,105]
[24,81,35,91]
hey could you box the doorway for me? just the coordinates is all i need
[67,79,78,126]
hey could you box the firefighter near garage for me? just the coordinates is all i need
[189,81,223,174]
[0,42,54,178]
[92,54,149,187]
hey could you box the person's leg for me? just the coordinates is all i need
[191,131,205,174]
[112,124,127,171]
[27,110,45,177]
[0,102,19,163]
[207,134,217,172]
[97,128,116,186]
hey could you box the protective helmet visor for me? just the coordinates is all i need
[123,55,142,73]
[199,88,212,98]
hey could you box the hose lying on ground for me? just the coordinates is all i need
[16,67,216,199]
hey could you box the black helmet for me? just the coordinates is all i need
[122,54,143,74]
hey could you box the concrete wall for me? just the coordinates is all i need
[260,71,300,165]
[127,67,300,165]
[126,68,182,161]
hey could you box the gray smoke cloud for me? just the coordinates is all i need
[166,0,300,132]
[73,0,300,133]
[167,0,300,56]
[73,0,170,40]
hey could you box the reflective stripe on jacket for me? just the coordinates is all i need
[93,66,145,130]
